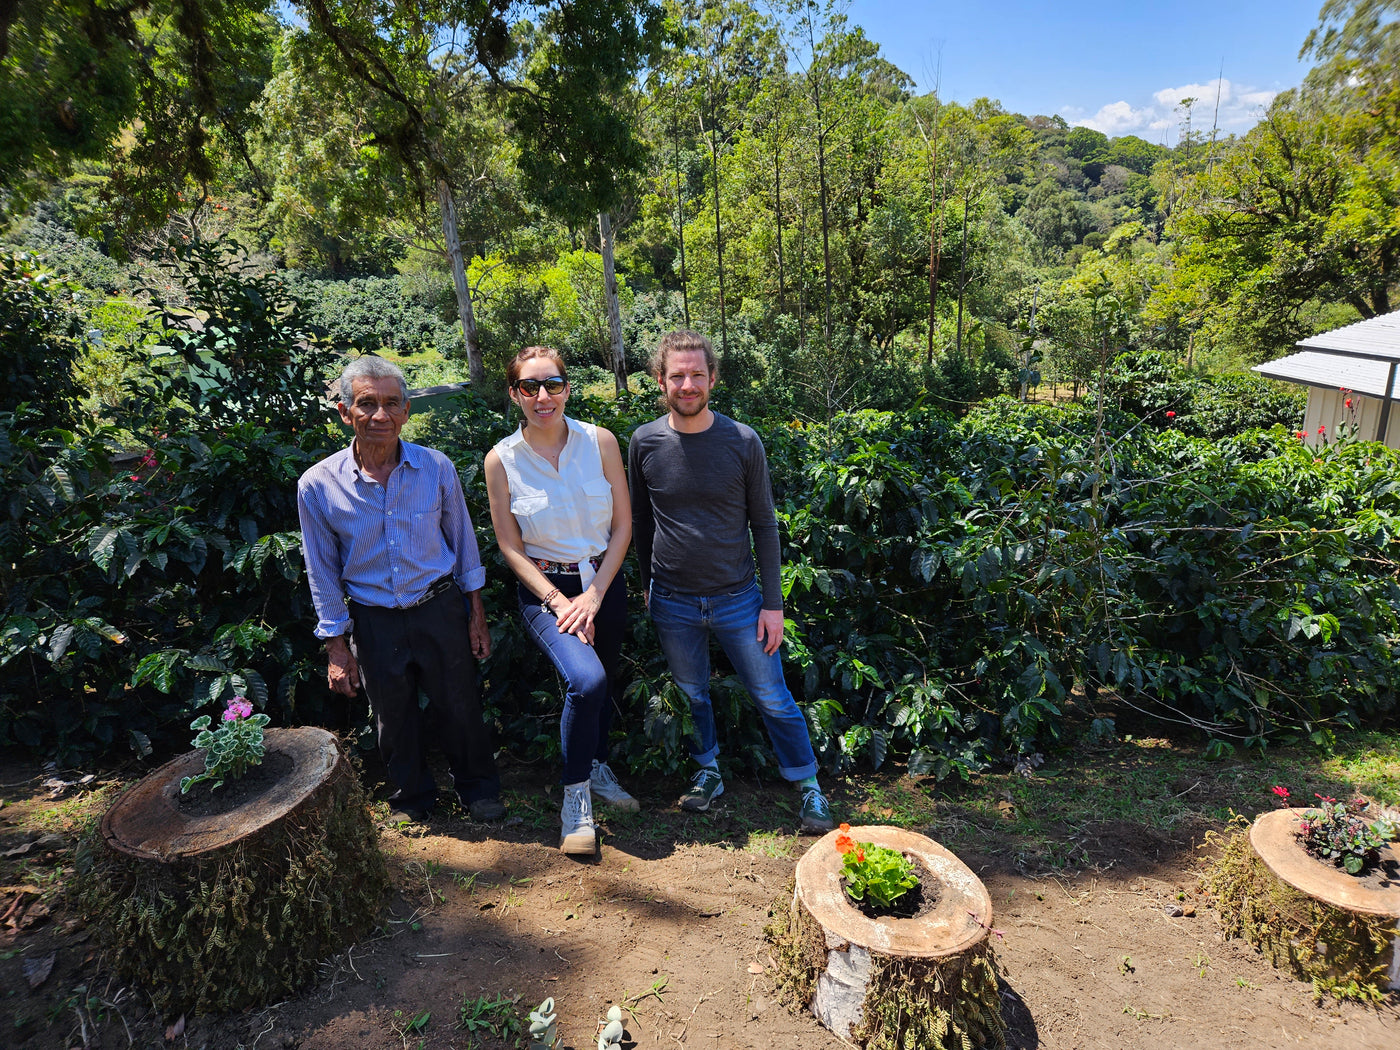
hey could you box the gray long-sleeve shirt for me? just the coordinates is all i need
[628,412,784,609]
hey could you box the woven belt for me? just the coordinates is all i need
[534,555,602,575]
[403,575,456,608]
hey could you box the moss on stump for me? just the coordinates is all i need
[72,728,388,1014]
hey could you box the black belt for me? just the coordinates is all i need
[405,576,456,608]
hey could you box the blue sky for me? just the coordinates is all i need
[842,0,1325,142]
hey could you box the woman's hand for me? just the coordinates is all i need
[552,589,602,642]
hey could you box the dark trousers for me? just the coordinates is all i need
[517,571,627,784]
[349,587,500,808]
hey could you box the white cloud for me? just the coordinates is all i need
[1067,78,1275,141]
[1073,100,1155,135]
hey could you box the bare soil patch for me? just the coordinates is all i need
[2,750,1397,1049]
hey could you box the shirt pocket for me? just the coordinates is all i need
[581,476,613,525]
[408,507,447,564]
[510,493,550,547]
[403,489,444,564]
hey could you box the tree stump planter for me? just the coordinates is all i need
[766,826,1005,1050]
[1204,810,1400,1000]
[73,727,388,1014]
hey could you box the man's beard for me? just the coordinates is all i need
[665,389,707,416]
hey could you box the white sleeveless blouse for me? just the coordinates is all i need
[492,417,612,589]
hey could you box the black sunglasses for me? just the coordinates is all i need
[512,376,567,396]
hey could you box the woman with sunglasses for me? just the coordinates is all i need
[483,346,637,855]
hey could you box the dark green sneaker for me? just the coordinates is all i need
[678,768,725,812]
[799,787,835,834]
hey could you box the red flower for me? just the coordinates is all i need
[1318,425,1326,434]
[1296,431,1305,440]
[1345,398,1353,408]
[1315,793,1337,804]
[856,848,865,863]
[1166,411,1176,419]
[1271,785,1290,800]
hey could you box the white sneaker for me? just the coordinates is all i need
[560,781,597,855]
[590,760,640,812]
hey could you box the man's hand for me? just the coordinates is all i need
[757,608,785,655]
[326,635,360,696]
[467,590,491,660]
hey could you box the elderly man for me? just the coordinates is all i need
[297,356,504,823]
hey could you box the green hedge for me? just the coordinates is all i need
[1,248,1394,777]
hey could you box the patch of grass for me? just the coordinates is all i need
[456,992,523,1046]
[742,829,796,858]
[1319,731,1400,805]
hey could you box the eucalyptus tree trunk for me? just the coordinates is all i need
[955,195,969,358]
[672,99,691,328]
[813,79,833,341]
[774,133,786,313]
[437,178,483,387]
[598,210,628,393]
[915,106,944,365]
[703,100,728,354]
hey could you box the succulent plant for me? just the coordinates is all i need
[527,997,558,1050]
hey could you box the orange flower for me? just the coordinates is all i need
[839,823,850,833]
[834,834,855,854]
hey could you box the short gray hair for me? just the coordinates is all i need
[338,356,409,405]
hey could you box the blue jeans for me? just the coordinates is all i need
[649,579,818,781]
[519,571,627,785]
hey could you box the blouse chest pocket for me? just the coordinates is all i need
[510,493,550,546]
[581,477,612,520]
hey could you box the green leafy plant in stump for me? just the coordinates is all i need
[181,696,271,792]
[1272,785,1399,875]
[836,824,919,909]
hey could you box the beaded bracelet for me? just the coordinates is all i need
[541,587,561,607]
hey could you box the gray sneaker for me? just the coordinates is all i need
[799,787,835,834]
[560,782,598,855]
[591,760,640,812]
[678,768,725,812]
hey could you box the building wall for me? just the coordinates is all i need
[1302,386,1399,449]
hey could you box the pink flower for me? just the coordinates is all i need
[1166,411,1176,419]
[223,697,254,721]
[1318,425,1326,434]
[1271,785,1290,800]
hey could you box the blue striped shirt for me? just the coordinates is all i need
[297,441,487,639]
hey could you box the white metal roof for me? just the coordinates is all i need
[1295,309,1400,361]
[1252,350,1400,399]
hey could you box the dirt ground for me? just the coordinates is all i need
[2,750,1397,1050]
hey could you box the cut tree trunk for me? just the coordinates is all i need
[78,727,387,1014]
[769,825,1006,1049]
[1247,808,1400,990]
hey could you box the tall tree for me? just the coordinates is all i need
[295,0,662,386]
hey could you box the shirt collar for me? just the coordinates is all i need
[348,439,421,481]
